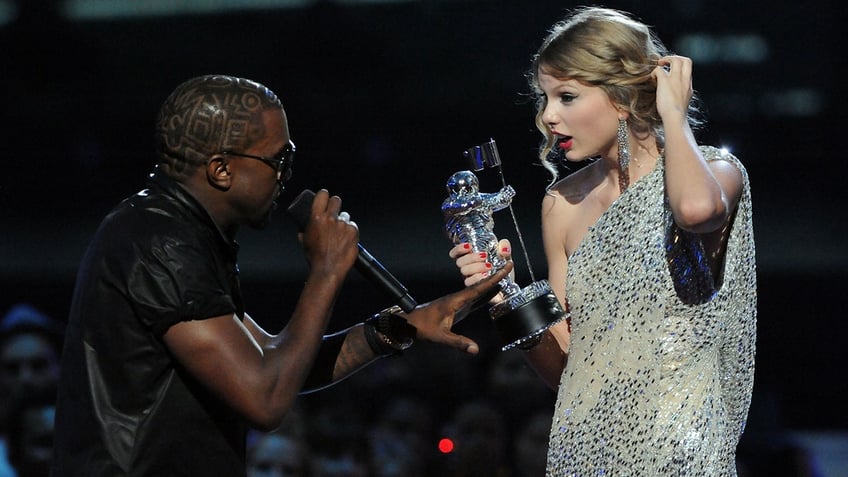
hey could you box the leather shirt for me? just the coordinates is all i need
[53,168,248,476]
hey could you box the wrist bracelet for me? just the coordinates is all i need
[364,305,415,356]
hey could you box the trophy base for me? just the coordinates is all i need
[490,280,568,351]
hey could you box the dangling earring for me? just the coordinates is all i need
[617,118,630,193]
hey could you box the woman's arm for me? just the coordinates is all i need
[656,55,743,234]
[446,191,573,390]
[521,191,572,389]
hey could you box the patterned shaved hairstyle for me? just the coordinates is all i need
[154,75,283,181]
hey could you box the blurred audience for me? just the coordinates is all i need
[367,394,435,477]
[0,301,831,477]
[247,405,311,477]
[737,434,825,477]
[0,303,63,477]
[5,387,56,477]
[306,401,370,477]
[437,399,510,477]
[483,348,555,434]
[511,411,552,477]
[247,429,311,477]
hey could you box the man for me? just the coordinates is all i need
[1,304,63,477]
[0,304,62,412]
[52,75,509,476]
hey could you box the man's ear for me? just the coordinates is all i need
[206,155,232,191]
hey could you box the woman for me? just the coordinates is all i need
[450,7,756,475]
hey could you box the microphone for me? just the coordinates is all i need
[286,189,418,313]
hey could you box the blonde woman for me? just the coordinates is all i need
[450,7,756,475]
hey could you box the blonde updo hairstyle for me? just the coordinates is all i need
[529,7,701,180]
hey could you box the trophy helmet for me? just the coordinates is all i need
[447,170,479,196]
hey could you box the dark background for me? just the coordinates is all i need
[1,0,845,440]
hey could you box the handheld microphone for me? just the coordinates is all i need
[286,189,418,313]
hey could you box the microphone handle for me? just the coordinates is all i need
[355,244,418,313]
[286,189,418,313]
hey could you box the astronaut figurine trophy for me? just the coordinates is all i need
[442,139,568,351]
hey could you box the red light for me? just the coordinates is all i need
[438,438,454,454]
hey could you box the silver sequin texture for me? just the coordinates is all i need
[547,146,756,476]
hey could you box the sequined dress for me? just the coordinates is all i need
[546,146,756,476]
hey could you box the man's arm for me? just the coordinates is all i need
[163,188,511,431]
[299,263,513,392]
[163,190,359,431]
[164,262,511,430]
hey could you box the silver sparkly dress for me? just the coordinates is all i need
[547,146,756,476]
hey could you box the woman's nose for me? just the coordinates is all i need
[541,104,558,129]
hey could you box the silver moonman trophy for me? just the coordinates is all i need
[442,139,568,351]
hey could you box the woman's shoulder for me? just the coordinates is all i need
[696,145,749,186]
[545,161,602,204]
[698,144,744,168]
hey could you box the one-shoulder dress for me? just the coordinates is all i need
[546,146,757,476]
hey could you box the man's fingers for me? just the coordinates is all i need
[311,189,343,216]
[310,189,330,215]
[452,262,512,317]
[450,333,479,355]
[326,195,343,216]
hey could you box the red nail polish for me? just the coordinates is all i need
[485,262,492,269]
[463,243,471,250]
[479,252,487,259]
[502,247,511,254]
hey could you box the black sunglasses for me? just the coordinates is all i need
[221,141,295,186]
